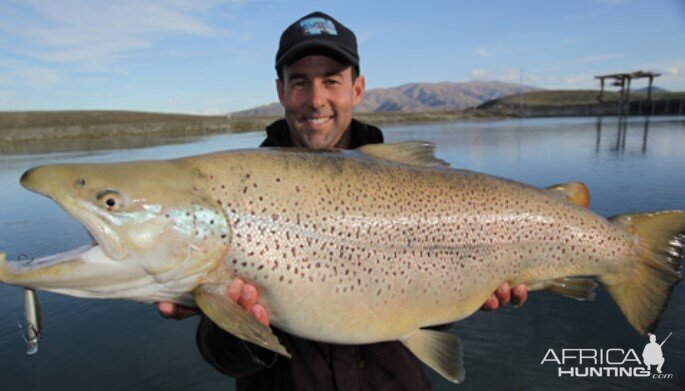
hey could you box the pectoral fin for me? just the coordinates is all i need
[193,284,290,358]
[401,329,465,383]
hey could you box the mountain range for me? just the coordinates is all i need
[233,80,541,116]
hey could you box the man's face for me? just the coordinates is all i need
[277,55,365,149]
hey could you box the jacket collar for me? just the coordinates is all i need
[261,118,383,148]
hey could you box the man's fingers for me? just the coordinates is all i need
[251,304,270,326]
[481,293,499,311]
[157,302,199,320]
[157,302,176,318]
[511,284,528,306]
[226,277,268,324]
[227,278,244,302]
[239,283,258,309]
[481,283,529,311]
[495,282,511,307]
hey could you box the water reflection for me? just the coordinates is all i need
[595,115,651,153]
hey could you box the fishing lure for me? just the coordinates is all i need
[22,288,42,355]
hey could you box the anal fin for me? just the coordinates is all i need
[527,277,597,300]
[193,284,290,358]
[401,329,464,383]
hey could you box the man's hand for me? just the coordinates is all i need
[157,278,270,326]
[226,278,270,326]
[481,282,528,311]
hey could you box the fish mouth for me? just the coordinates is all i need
[1,167,145,296]
[0,243,149,296]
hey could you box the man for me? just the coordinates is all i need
[642,334,665,374]
[158,11,527,390]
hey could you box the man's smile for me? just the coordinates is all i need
[302,116,334,127]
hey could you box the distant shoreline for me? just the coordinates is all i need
[2,101,684,147]
[0,109,509,144]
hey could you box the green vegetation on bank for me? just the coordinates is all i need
[481,89,685,108]
[480,90,685,117]
[0,110,220,128]
[1,110,237,143]
[0,110,504,144]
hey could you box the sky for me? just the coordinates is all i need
[0,0,684,114]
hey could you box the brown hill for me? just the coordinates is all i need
[235,81,540,116]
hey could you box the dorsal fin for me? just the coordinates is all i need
[545,181,590,208]
[356,141,450,168]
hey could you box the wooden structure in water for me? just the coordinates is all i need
[596,71,661,104]
[477,69,680,117]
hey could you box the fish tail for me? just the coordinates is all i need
[605,211,685,334]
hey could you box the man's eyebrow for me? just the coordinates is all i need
[287,72,307,81]
[323,69,345,77]
[286,69,346,81]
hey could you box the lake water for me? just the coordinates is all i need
[0,116,684,390]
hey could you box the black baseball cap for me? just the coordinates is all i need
[275,11,359,74]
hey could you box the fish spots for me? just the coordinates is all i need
[210,156,633,325]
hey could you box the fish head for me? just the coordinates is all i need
[2,161,230,301]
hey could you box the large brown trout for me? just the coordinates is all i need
[1,142,683,383]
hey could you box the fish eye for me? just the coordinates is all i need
[97,190,123,211]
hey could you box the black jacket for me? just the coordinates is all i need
[259,118,384,148]
[196,119,432,391]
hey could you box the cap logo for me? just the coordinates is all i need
[299,17,337,36]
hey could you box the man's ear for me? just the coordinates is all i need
[276,79,285,105]
[352,75,365,107]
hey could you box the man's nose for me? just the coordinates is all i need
[309,82,327,108]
